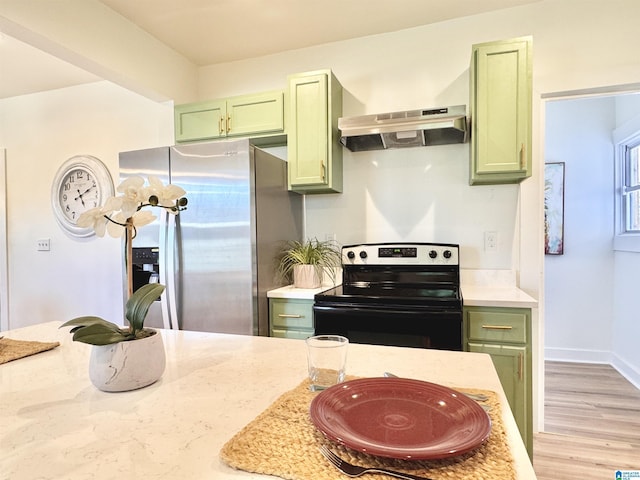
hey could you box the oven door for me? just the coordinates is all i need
[313,302,462,351]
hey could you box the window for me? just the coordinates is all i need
[622,142,640,232]
[614,115,640,252]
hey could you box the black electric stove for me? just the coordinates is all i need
[313,242,463,350]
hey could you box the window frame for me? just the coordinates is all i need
[614,114,640,252]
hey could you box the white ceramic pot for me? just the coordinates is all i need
[293,264,322,289]
[89,329,166,392]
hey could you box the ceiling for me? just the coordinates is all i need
[0,0,540,99]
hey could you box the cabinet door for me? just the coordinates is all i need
[270,299,314,330]
[287,70,343,194]
[288,73,329,187]
[175,100,226,142]
[470,37,532,185]
[467,308,528,344]
[468,342,532,458]
[226,91,284,138]
[269,298,315,339]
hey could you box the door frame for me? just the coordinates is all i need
[0,149,9,331]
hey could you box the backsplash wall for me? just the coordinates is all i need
[304,142,520,269]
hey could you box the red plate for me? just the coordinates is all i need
[309,377,491,460]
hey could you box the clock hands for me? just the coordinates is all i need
[75,185,96,206]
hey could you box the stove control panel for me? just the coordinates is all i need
[342,243,459,266]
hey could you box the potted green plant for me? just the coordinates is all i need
[60,175,187,392]
[276,238,342,289]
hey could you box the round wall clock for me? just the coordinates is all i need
[51,155,114,237]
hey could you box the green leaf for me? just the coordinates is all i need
[60,316,129,345]
[71,323,130,345]
[60,316,121,330]
[125,283,165,334]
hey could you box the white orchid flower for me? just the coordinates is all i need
[77,207,110,237]
[82,175,185,238]
[116,176,147,218]
[147,175,187,208]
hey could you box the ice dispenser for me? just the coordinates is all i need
[132,247,160,295]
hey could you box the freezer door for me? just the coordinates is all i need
[119,146,171,330]
[169,139,255,334]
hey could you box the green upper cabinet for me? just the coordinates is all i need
[469,37,532,185]
[175,90,284,143]
[287,70,343,194]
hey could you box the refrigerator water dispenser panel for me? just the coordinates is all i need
[132,247,160,294]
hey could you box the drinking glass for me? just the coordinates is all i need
[306,335,348,391]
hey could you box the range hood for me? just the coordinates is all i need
[338,105,468,152]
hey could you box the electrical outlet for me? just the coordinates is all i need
[37,238,50,251]
[484,231,497,252]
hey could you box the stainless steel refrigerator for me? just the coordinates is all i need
[119,138,303,336]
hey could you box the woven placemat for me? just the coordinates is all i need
[220,377,515,480]
[0,337,60,364]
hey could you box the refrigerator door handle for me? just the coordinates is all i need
[165,212,180,330]
[158,210,172,330]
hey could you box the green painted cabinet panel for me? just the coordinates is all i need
[226,92,284,138]
[464,306,533,459]
[470,37,532,185]
[269,298,314,339]
[175,91,284,143]
[287,70,343,194]
[175,99,226,142]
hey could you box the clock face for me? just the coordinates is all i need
[58,167,101,223]
[52,155,114,237]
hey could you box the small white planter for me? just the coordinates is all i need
[89,329,166,392]
[293,264,321,289]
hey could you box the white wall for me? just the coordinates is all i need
[0,81,173,329]
[544,97,616,363]
[612,94,640,387]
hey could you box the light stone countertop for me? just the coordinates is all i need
[461,285,538,308]
[268,268,539,308]
[268,283,538,308]
[0,322,536,479]
[267,284,338,299]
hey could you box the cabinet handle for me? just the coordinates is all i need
[518,352,524,380]
[321,161,326,182]
[227,114,232,133]
[219,117,225,135]
[278,314,303,318]
[481,324,513,330]
[520,143,526,170]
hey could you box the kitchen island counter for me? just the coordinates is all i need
[1,322,536,479]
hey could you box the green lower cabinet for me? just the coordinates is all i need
[464,306,533,459]
[269,298,314,339]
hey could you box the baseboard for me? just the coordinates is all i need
[545,347,640,390]
[544,347,612,364]
[612,353,640,389]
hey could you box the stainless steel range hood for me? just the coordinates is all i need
[338,105,468,152]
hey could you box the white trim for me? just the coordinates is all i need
[612,353,640,390]
[0,149,8,331]
[544,346,613,364]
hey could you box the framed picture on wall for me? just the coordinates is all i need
[544,162,565,255]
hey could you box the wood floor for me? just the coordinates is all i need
[533,361,640,480]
